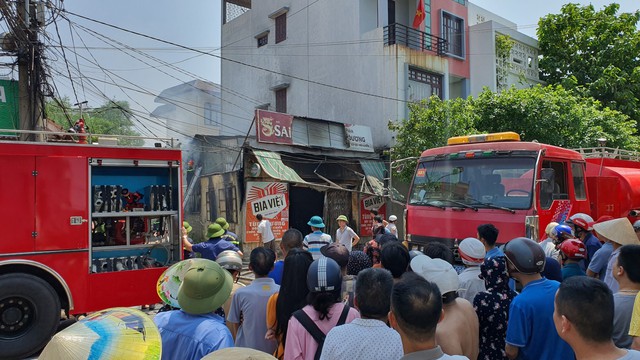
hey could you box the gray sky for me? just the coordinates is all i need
[1,1,638,139]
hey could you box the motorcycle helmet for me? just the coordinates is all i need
[568,213,594,231]
[215,250,243,271]
[307,257,342,293]
[558,239,587,260]
[504,237,546,275]
[552,224,575,245]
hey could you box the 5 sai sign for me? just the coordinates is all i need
[0,79,19,134]
[360,195,386,236]
[256,109,293,145]
[245,182,290,242]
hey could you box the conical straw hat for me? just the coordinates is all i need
[39,307,161,360]
[592,218,640,246]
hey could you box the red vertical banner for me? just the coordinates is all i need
[360,195,386,236]
[245,182,290,242]
[413,0,425,29]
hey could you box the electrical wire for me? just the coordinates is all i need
[61,10,425,105]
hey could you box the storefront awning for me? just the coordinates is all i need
[359,160,405,201]
[253,150,306,183]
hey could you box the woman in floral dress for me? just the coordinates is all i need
[473,256,517,360]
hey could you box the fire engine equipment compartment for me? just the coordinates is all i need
[89,159,180,273]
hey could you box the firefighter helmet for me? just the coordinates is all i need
[559,239,587,260]
[504,237,546,275]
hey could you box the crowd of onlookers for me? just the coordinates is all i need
[153,213,640,360]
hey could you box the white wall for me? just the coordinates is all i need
[469,20,544,97]
[221,0,447,150]
[469,21,497,95]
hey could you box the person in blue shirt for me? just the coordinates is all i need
[504,237,574,360]
[183,223,242,260]
[587,215,616,279]
[478,224,502,259]
[559,239,587,280]
[568,214,602,270]
[216,217,241,251]
[554,276,640,360]
[153,259,234,360]
[541,256,563,282]
[268,228,304,285]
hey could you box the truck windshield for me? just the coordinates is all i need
[409,156,536,210]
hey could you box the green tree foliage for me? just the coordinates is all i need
[495,33,514,91]
[475,85,638,149]
[390,85,638,181]
[389,96,477,180]
[45,98,143,146]
[537,3,640,123]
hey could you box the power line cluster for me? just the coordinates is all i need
[0,1,547,156]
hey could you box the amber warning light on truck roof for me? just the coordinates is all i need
[447,132,520,146]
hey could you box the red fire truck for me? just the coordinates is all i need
[405,132,640,251]
[0,139,182,358]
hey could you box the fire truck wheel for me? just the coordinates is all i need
[0,273,61,359]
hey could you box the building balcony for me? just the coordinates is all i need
[383,23,446,56]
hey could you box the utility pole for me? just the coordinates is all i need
[16,0,31,140]
[1,0,44,141]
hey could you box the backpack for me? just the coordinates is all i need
[292,304,351,360]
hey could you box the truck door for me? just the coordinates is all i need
[34,156,88,251]
[538,160,572,223]
[0,155,36,254]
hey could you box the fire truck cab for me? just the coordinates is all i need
[405,132,640,252]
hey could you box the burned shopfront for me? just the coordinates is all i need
[185,110,399,252]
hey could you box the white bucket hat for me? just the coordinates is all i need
[410,255,459,295]
[592,218,640,246]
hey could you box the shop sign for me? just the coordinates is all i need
[359,195,386,236]
[245,181,290,242]
[344,124,374,152]
[256,109,293,145]
[0,79,19,135]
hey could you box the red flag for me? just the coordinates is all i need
[413,0,425,29]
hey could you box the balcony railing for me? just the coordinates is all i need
[383,23,447,56]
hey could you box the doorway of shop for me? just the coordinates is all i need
[289,186,324,235]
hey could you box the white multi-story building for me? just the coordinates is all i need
[150,80,221,144]
[220,0,472,150]
[468,2,544,96]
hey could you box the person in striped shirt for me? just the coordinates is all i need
[303,216,332,260]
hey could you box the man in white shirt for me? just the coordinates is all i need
[387,215,398,236]
[321,268,403,360]
[335,215,360,251]
[256,214,275,252]
[457,237,486,303]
